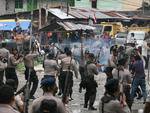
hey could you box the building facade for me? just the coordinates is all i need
[75,0,143,11]
[15,0,74,12]
[0,0,15,15]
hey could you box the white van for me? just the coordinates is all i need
[127,31,146,47]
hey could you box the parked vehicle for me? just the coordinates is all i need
[127,31,146,47]
[115,32,128,45]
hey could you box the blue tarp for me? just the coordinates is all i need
[0,21,31,31]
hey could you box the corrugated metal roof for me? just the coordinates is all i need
[48,8,130,20]
[70,8,112,19]
[69,8,131,19]
[48,9,75,19]
[57,22,96,31]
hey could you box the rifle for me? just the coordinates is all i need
[23,69,30,113]
[81,37,84,61]
[95,48,101,64]
[117,66,125,107]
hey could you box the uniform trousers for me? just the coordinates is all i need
[0,70,4,84]
[25,67,39,98]
[5,68,18,91]
[61,71,73,97]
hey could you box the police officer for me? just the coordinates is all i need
[84,53,98,110]
[31,75,67,113]
[0,42,10,83]
[0,85,20,113]
[57,47,69,96]
[112,58,132,110]
[60,50,78,100]
[99,79,130,113]
[43,50,59,78]
[24,50,39,99]
[5,48,23,91]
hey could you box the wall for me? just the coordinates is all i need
[122,0,142,11]
[6,0,15,14]
[0,0,15,15]
[15,0,27,12]
[0,0,6,15]
[75,0,143,11]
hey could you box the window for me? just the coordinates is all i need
[91,0,97,8]
[15,0,23,8]
[104,26,112,32]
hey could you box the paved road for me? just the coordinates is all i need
[17,64,148,113]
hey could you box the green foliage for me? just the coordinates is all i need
[16,57,43,73]
[16,63,25,73]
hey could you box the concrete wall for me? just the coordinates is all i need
[0,0,15,15]
[0,0,6,15]
[75,0,143,11]
[6,0,15,14]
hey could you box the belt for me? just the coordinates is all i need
[62,70,73,73]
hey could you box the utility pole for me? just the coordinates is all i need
[67,0,69,16]
[45,0,49,24]
[61,0,63,10]
[143,0,145,14]
[39,0,41,30]
[30,0,34,50]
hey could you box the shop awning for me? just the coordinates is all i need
[0,19,31,31]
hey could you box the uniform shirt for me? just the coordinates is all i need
[7,54,20,68]
[61,56,78,78]
[87,62,98,76]
[31,92,66,113]
[24,53,38,68]
[112,67,131,86]
[44,59,59,77]
[0,104,19,113]
[99,96,131,113]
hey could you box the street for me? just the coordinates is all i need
[17,64,148,113]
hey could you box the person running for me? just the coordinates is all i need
[31,76,67,113]
[130,53,147,104]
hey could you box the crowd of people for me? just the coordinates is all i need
[0,26,150,113]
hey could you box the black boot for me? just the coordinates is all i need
[84,103,88,108]
[89,106,97,110]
